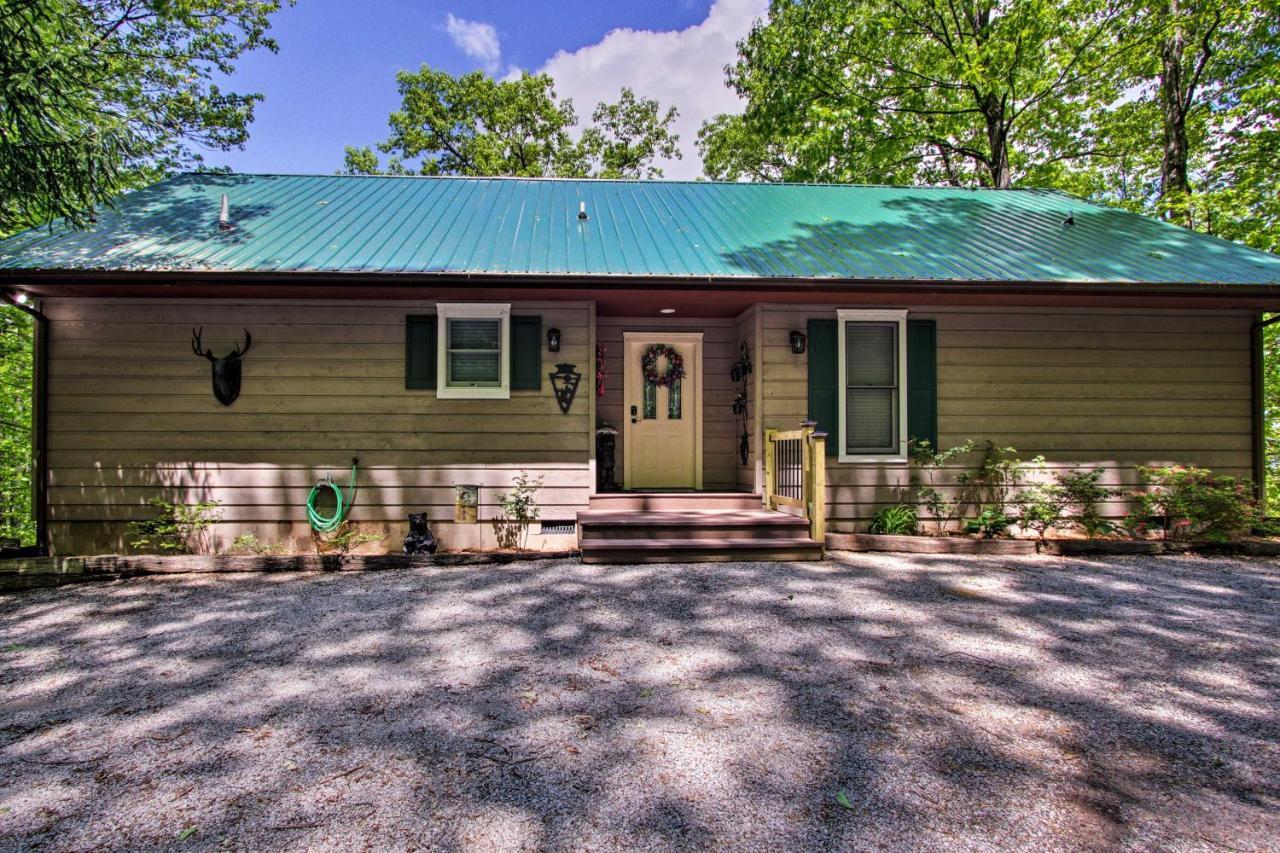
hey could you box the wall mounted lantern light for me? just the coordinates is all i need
[547,327,562,352]
[790,330,807,354]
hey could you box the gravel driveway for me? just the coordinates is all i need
[1,553,1277,851]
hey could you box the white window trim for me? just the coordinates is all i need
[436,303,510,399]
[837,309,909,464]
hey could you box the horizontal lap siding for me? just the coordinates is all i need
[595,317,739,490]
[44,298,592,554]
[759,305,1255,530]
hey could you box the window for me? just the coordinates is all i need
[837,309,907,461]
[436,303,510,398]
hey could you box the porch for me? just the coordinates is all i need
[578,425,827,564]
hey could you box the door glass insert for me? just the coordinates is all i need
[667,378,682,420]
[643,380,657,419]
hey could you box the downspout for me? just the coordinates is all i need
[2,290,48,556]
[1250,313,1280,511]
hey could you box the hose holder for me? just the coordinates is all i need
[307,458,359,533]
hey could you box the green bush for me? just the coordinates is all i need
[909,438,975,534]
[228,533,287,556]
[314,522,385,555]
[868,504,918,535]
[126,498,221,553]
[1129,466,1258,542]
[964,504,1013,539]
[1013,481,1067,541]
[956,441,1029,517]
[494,471,543,550]
[1055,468,1117,538]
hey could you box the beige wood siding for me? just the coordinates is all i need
[44,298,592,554]
[759,305,1255,530]
[595,316,740,490]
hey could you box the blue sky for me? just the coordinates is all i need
[203,0,767,180]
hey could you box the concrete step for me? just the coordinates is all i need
[588,492,763,511]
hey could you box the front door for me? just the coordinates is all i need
[623,332,702,489]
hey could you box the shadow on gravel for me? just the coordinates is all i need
[1,554,1277,849]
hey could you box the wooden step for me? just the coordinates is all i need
[580,537,825,564]
[578,509,809,541]
[588,492,763,511]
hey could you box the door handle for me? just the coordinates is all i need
[630,404,638,424]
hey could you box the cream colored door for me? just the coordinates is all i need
[623,332,702,490]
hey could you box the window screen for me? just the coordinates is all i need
[844,321,899,454]
[446,318,502,387]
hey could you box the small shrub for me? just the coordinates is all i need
[1055,468,1117,538]
[228,533,286,556]
[957,441,1028,517]
[964,504,1012,539]
[494,472,543,550]
[909,438,976,534]
[1014,482,1068,542]
[868,505,918,535]
[314,523,385,555]
[127,498,221,553]
[1129,466,1258,542]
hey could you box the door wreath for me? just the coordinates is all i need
[642,344,685,387]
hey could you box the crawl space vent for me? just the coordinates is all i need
[540,520,576,535]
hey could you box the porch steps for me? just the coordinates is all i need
[578,497,823,563]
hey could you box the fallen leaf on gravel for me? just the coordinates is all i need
[584,656,619,676]
[176,826,197,841]
[835,790,856,812]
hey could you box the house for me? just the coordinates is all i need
[2,173,1279,561]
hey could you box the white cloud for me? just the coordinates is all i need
[539,0,767,180]
[445,13,502,73]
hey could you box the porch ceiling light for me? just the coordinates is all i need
[659,307,676,314]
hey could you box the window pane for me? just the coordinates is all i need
[643,380,657,419]
[846,322,896,386]
[846,388,897,452]
[668,378,681,420]
[449,318,500,350]
[448,351,501,385]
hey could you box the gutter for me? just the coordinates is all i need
[1252,313,1280,508]
[2,289,48,557]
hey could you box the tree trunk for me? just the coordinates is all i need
[1159,0,1192,220]
[983,98,1013,189]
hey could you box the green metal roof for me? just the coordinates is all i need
[2,172,1279,285]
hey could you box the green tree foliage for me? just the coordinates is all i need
[700,0,1142,186]
[0,306,34,547]
[580,87,681,179]
[0,0,289,234]
[346,70,681,179]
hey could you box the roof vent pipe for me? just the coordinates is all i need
[578,201,588,221]
[218,194,234,231]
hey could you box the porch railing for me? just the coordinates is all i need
[764,420,827,543]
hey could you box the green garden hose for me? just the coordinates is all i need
[307,459,358,533]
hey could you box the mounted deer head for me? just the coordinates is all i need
[192,327,252,405]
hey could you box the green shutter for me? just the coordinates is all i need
[405,315,437,389]
[807,318,838,457]
[510,315,542,390]
[907,319,938,449]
